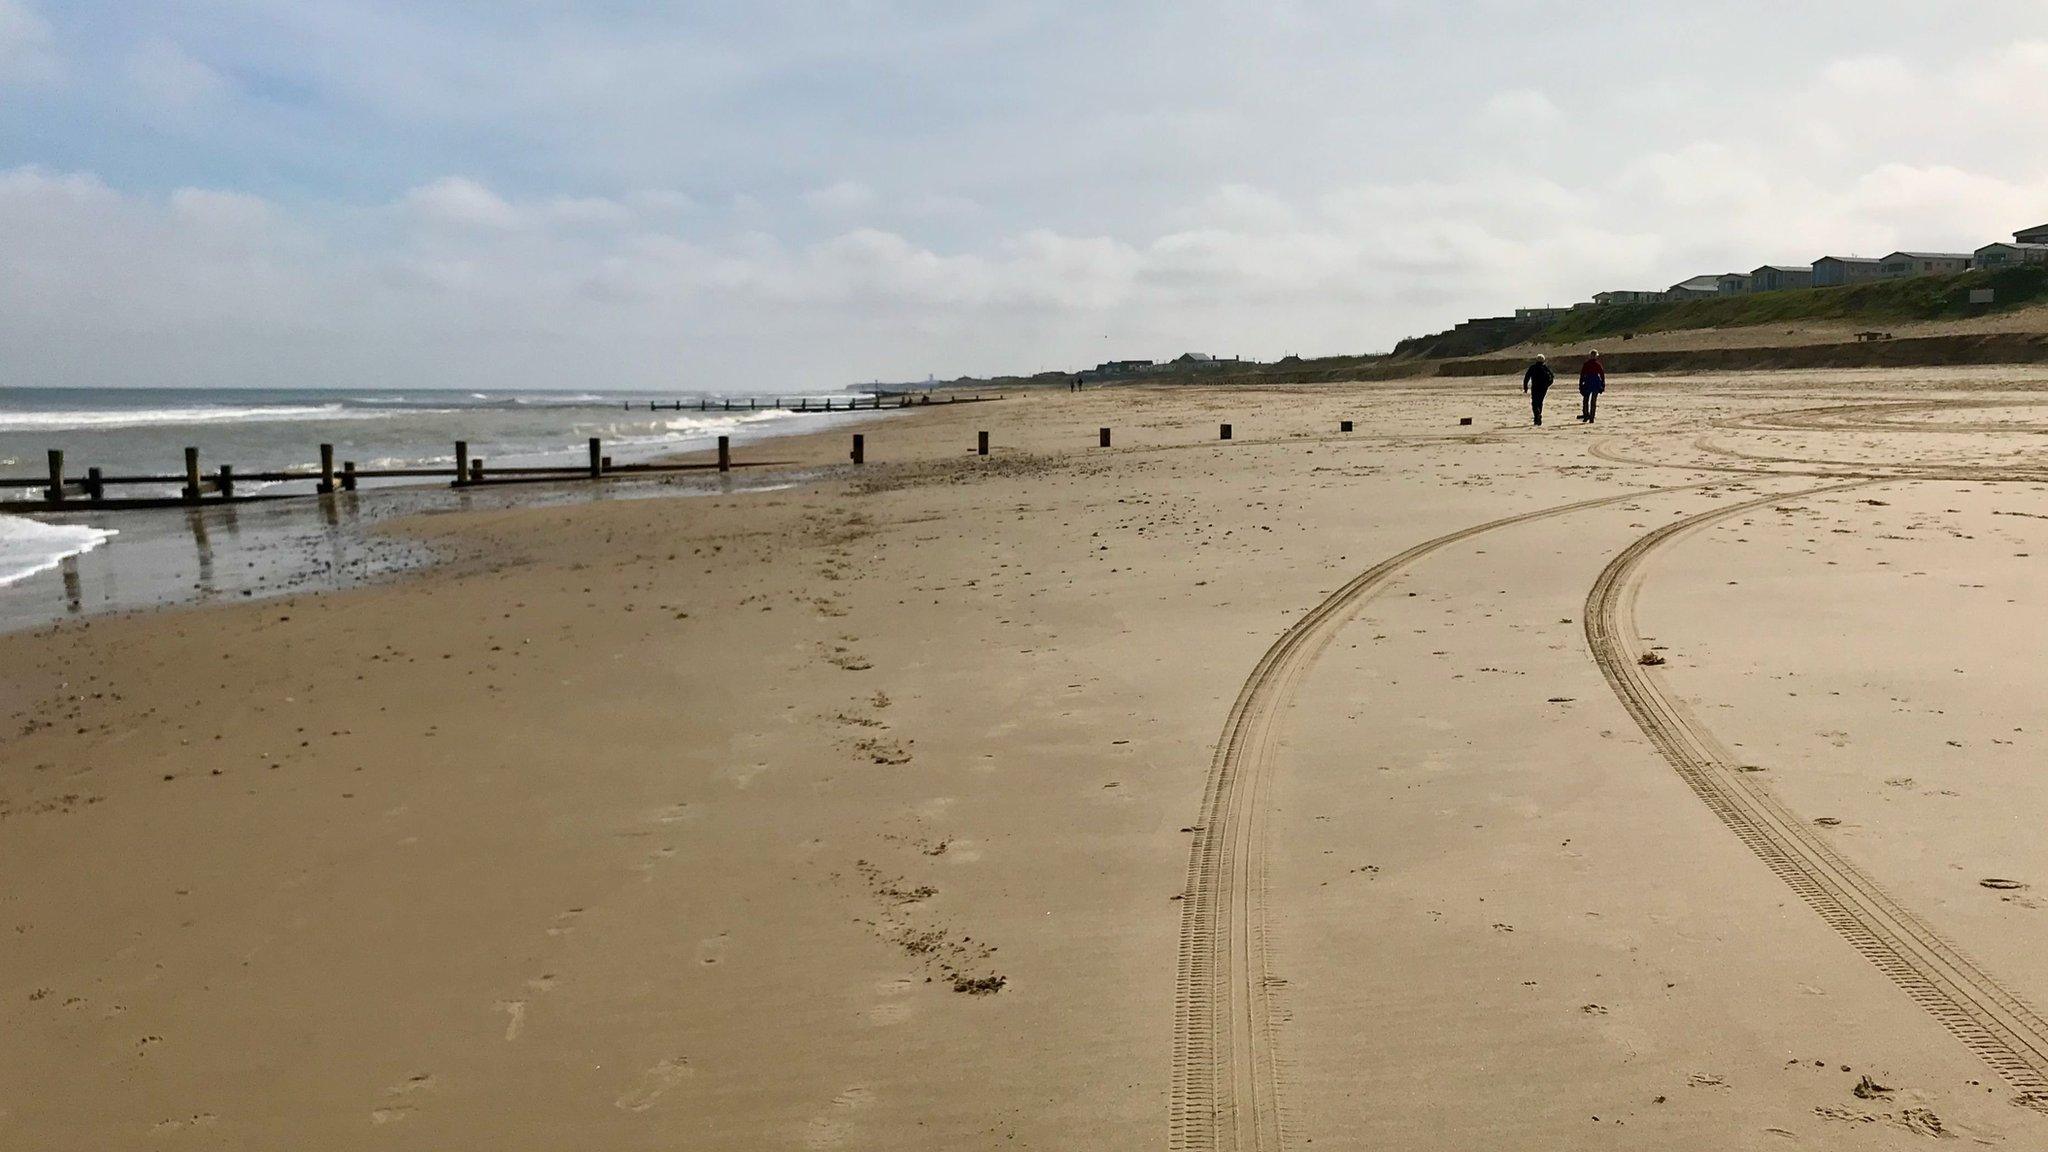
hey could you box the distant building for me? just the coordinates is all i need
[1593,290,1664,306]
[2015,223,2048,245]
[1879,251,1972,278]
[1811,256,1884,287]
[1716,272,1752,295]
[1750,264,1814,292]
[1664,275,1722,301]
[1515,306,1571,321]
[1975,242,2048,268]
[1093,359,1154,375]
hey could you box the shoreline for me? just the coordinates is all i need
[7,370,2048,1148]
[0,401,917,634]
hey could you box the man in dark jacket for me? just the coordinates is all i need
[1578,350,1606,422]
[1522,354,1552,425]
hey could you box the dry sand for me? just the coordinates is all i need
[7,368,2048,1148]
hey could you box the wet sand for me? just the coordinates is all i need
[6,370,2048,1148]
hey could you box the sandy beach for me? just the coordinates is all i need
[8,369,2048,1149]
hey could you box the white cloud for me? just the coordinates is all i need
[1477,88,1561,130]
[0,0,58,86]
[125,39,228,108]
[803,180,878,216]
[404,177,521,229]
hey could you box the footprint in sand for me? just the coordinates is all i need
[637,845,677,878]
[652,802,697,826]
[802,1086,876,1148]
[614,1057,691,1112]
[698,933,729,966]
[497,999,527,1040]
[546,909,583,937]
[371,1073,435,1124]
[867,978,918,1025]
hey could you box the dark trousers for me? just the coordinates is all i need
[1580,390,1598,421]
[1530,386,1548,424]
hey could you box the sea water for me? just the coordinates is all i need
[0,385,885,628]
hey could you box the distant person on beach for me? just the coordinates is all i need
[1578,350,1606,423]
[1522,354,1552,425]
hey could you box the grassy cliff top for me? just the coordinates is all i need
[1542,266,2048,343]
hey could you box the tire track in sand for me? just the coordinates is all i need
[1171,484,1692,1152]
[1585,482,2048,1097]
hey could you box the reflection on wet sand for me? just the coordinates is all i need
[0,467,814,634]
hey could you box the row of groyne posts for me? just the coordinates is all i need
[849,418,1364,464]
[639,393,990,412]
[7,393,1010,512]
[11,436,764,513]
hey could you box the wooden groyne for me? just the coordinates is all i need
[635,394,1000,412]
[0,436,786,514]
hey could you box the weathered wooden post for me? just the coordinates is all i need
[851,433,865,464]
[602,455,612,471]
[1220,423,1232,440]
[1459,417,1473,426]
[799,398,808,412]
[183,448,202,502]
[85,467,104,502]
[717,435,730,472]
[217,464,235,499]
[588,437,602,478]
[1341,420,1353,432]
[1099,427,1111,448]
[342,461,358,491]
[978,431,989,456]
[318,444,336,494]
[470,459,484,483]
[45,449,65,503]
[454,440,469,487]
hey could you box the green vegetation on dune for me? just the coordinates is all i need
[1541,266,2048,343]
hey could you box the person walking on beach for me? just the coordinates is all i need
[1522,354,1552,425]
[1578,350,1606,423]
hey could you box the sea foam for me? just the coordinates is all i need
[0,516,116,587]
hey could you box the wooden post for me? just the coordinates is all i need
[318,443,336,493]
[217,464,235,499]
[978,430,989,456]
[1099,427,1111,448]
[45,449,65,503]
[1341,420,1353,432]
[1220,423,1232,440]
[1459,417,1473,426]
[717,435,730,472]
[602,455,612,470]
[588,437,603,478]
[454,440,469,487]
[342,461,357,491]
[470,459,484,482]
[183,447,202,502]
[851,433,865,464]
[799,398,808,412]
[85,467,104,502]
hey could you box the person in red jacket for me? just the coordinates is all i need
[1577,350,1606,422]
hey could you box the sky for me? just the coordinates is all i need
[3,2,2048,393]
